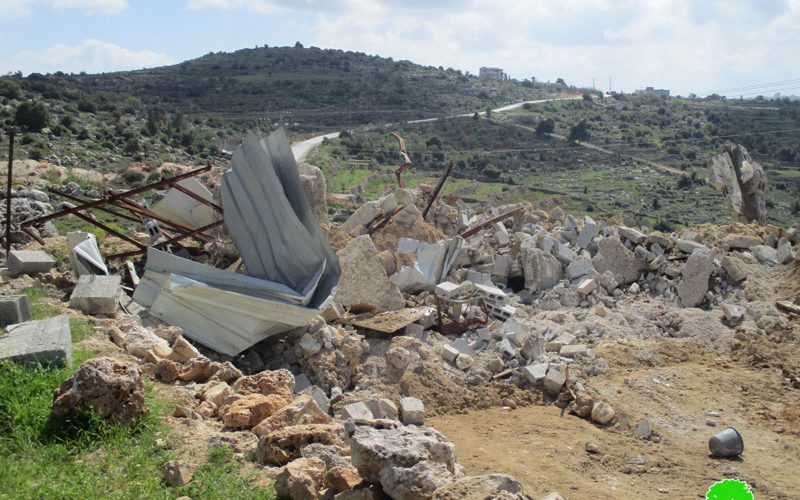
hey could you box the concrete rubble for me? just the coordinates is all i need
[3,127,799,499]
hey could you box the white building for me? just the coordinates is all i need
[479,67,505,81]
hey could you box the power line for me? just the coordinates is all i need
[703,78,800,95]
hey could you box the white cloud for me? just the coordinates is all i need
[303,0,800,96]
[0,0,127,18]
[186,0,351,13]
[9,39,173,75]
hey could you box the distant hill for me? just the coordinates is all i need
[38,45,556,128]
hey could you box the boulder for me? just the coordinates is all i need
[349,425,457,485]
[676,253,714,307]
[380,461,456,500]
[178,357,218,382]
[154,359,181,383]
[163,460,196,487]
[256,423,347,465]
[273,457,327,500]
[297,161,330,225]
[707,143,767,225]
[302,443,352,469]
[591,401,615,425]
[220,393,292,428]
[521,248,563,291]
[721,255,747,283]
[168,336,200,364]
[326,466,364,494]
[252,394,333,436]
[432,474,527,500]
[122,325,170,359]
[335,235,406,312]
[592,237,646,285]
[52,357,148,426]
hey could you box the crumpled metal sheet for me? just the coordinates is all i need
[133,129,340,356]
[151,178,216,229]
[67,231,109,277]
[221,129,340,307]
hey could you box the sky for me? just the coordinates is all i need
[1,0,799,97]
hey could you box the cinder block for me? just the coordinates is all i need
[69,275,121,316]
[399,396,424,425]
[6,250,55,277]
[0,295,31,326]
[0,315,72,366]
[339,401,372,420]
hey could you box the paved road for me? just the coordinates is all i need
[292,96,581,160]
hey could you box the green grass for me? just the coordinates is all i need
[0,357,274,499]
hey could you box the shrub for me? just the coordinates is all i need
[14,101,49,132]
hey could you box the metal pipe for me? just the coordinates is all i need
[47,187,141,224]
[171,183,223,212]
[5,130,15,254]
[423,160,454,219]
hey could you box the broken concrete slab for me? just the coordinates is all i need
[566,259,594,279]
[592,237,646,285]
[0,315,72,366]
[577,216,598,249]
[576,278,597,295]
[559,344,589,358]
[676,239,710,255]
[543,366,566,394]
[721,255,747,283]
[676,253,714,308]
[523,363,548,385]
[6,250,55,277]
[522,248,563,292]
[0,295,31,327]
[721,234,762,250]
[777,237,794,264]
[751,245,779,264]
[707,143,767,225]
[618,226,646,245]
[69,275,121,317]
[399,396,424,425]
[336,235,406,312]
[339,402,373,420]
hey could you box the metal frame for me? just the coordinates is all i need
[19,165,222,260]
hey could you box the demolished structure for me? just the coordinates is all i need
[134,130,341,356]
[708,143,768,225]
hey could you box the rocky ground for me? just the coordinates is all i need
[1,158,798,499]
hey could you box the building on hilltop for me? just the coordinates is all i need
[635,86,670,98]
[479,67,505,81]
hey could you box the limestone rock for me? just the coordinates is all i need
[256,423,347,465]
[231,369,294,397]
[335,235,406,312]
[52,357,148,426]
[521,247,563,291]
[299,326,366,392]
[220,393,292,428]
[381,461,456,500]
[592,237,646,285]
[199,381,233,408]
[274,457,327,500]
[676,253,714,307]
[154,359,181,383]
[252,394,333,436]
[123,325,170,359]
[432,474,527,500]
[168,336,200,364]
[349,425,457,485]
[721,255,747,283]
[163,460,196,487]
[326,466,363,494]
[210,361,243,383]
[302,443,352,469]
[707,143,767,225]
[591,401,615,425]
[297,161,330,225]
[178,357,219,383]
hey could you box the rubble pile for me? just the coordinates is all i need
[0,187,58,244]
[3,128,799,499]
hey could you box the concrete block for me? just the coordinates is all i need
[0,295,31,326]
[366,398,398,420]
[69,275,121,316]
[476,328,492,341]
[451,338,477,357]
[576,278,597,295]
[523,363,548,385]
[676,239,709,255]
[6,250,55,277]
[751,245,779,264]
[554,243,576,264]
[559,344,589,358]
[405,322,425,338]
[441,345,460,363]
[399,396,424,425]
[0,315,72,366]
[435,280,474,298]
[577,217,598,249]
[544,366,566,394]
[721,256,747,283]
[339,401,373,420]
[618,226,646,245]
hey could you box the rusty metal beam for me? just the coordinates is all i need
[112,196,212,241]
[459,206,525,238]
[19,165,211,230]
[47,187,141,224]
[423,160,454,219]
[5,130,14,254]
[368,205,404,235]
[105,220,223,260]
[71,211,147,250]
[171,183,223,212]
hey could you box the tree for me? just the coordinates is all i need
[555,77,566,86]
[535,118,555,137]
[14,101,49,132]
[568,120,590,143]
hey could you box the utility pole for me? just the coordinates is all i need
[608,77,612,93]
[592,77,595,90]
[5,130,15,254]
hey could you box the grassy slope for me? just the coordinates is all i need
[0,291,274,499]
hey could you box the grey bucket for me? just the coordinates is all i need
[709,427,744,458]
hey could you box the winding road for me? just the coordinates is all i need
[291,96,581,161]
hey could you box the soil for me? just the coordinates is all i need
[430,256,800,500]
